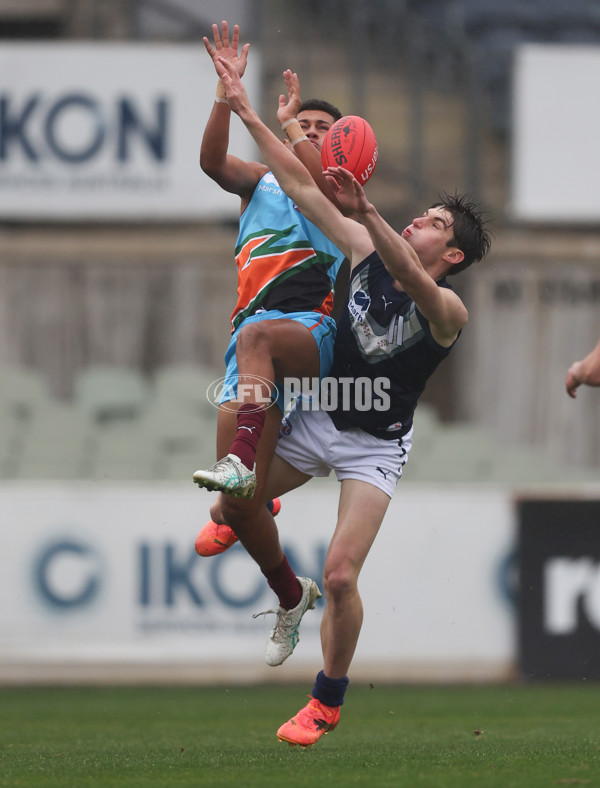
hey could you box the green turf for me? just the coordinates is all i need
[1,683,598,787]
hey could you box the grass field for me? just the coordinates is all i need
[1,682,599,787]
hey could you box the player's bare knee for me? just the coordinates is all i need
[322,563,358,601]
[237,322,271,355]
[220,495,262,532]
[209,497,227,525]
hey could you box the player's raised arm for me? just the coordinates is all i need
[276,70,339,205]
[325,165,468,344]
[199,22,265,199]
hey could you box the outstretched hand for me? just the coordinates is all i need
[324,166,370,215]
[216,56,251,116]
[203,21,250,78]
[277,69,302,127]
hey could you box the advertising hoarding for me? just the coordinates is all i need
[518,498,600,680]
[0,43,260,220]
[512,44,600,223]
[0,482,515,682]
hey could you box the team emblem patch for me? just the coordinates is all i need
[349,289,370,322]
[279,417,292,437]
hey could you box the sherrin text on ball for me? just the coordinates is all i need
[321,115,378,185]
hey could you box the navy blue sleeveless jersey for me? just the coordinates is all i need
[326,251,458,439]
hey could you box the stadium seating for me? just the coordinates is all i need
[407,406,598,485]
[0,365,595,485]
[0,365,52,422]
[74,365,151,426]
[0,366,55,477]
[0,408,21,478]
[15,401,93,480]
[407,421,498,483]
[87,422,160,481]
[150,363,219,419]
[139,401,216,480]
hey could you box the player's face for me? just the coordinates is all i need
[297,110,336,151]
[401,208,457,265]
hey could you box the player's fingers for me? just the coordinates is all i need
[323,169,343,187]
[203,37,216,57]
[218,55,235,71]
[240,43,250,65]
[221,20,230,48]
[327,166,352,181]
[217,56,237,82]
[565,374,578,397]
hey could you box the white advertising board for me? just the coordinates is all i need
[0,481,516,683]
[0,43,260,220]
[512,44,600,223]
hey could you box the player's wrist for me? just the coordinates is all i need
[357,203,379,226]
[281,118,307,146]
[215,79,227,104]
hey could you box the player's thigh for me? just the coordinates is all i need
[237,318,320,380]
[264,452,312,501]
[326,479,391,575]
[212,449,307,527]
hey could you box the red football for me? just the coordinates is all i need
[321,115,378,185]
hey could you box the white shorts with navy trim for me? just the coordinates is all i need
[275,405,412,498]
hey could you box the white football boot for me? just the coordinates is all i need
[254,577,322,666]
[193,453,257,498]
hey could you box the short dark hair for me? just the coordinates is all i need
[298,99,342,123]
[431,192,492,275]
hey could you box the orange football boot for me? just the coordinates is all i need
[194,498,281,556]
[276,697,340,747]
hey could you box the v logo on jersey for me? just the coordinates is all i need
[382,295,393,310]
[376,466,391,479]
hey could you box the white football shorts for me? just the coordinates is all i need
[275,404,413,498]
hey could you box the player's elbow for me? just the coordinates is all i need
[199,152,218,178]
[199,144,227,179]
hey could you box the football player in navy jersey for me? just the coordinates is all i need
[202,55,492,747]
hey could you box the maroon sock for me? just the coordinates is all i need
[262,555,302,610]
[229,403,266,469]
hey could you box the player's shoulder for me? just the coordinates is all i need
[240,163,273,209]
[347,224,376,269]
